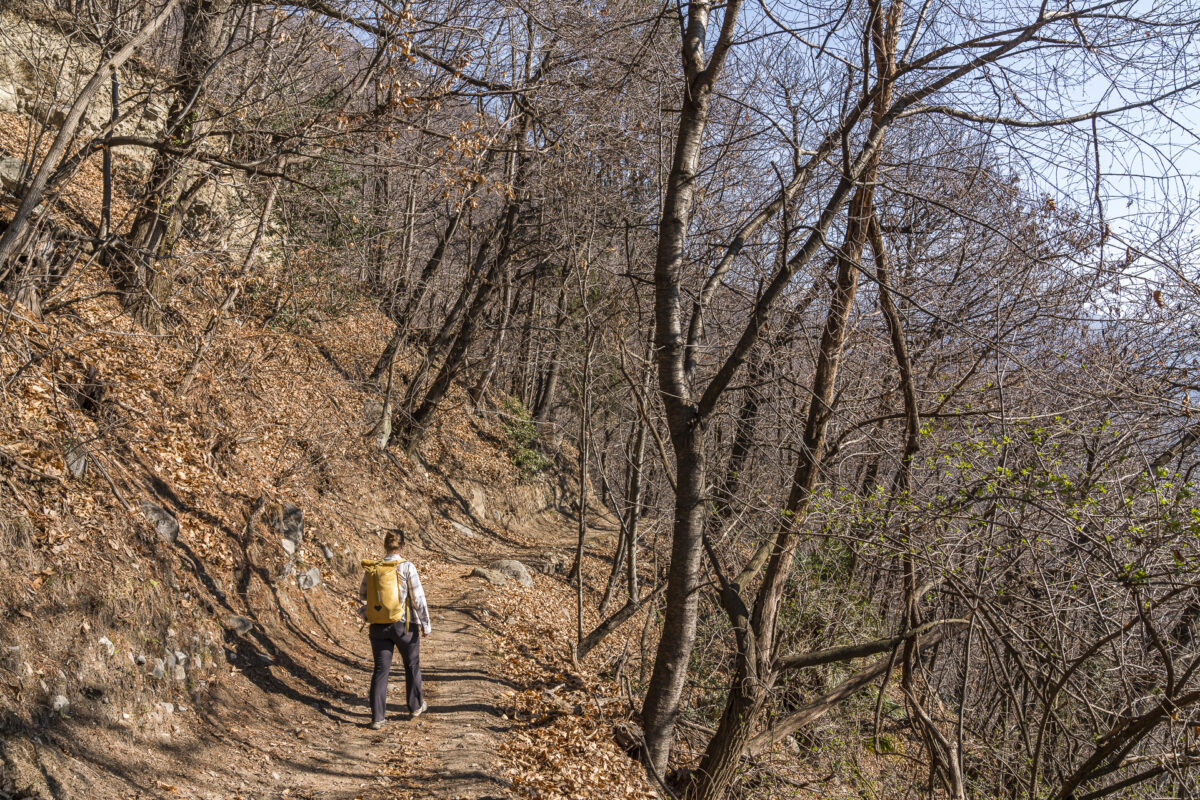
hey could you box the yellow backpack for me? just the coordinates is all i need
[362,559,410,625]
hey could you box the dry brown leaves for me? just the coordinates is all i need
[485,582,655,799]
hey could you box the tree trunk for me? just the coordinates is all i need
[398,197,520,446]
[713,347,764,519]
[690,6,901,795]
[625,354,652,602]
[640,425,707,775]
[574,328,593,643]
[640,0,736,769]
[469,270,517,406]
[532,267,570,424]
[122,0,235,332]
[368,200,471,382]
[397,222,498,415]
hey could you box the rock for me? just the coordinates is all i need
[612,721,645,758]
[280,538,295,555]
[141,501,179,544]
[65,442,87,479]
[469,567,508,586]
[98,636,115,657]
[4,645,21,671]
[174,650,188,666]
[135,654,146,666]
[0,85,17,115]
[451,521,477,538]
[150,659,165,679]
[226,616,253,636]
[278,504,303,546]
[166,652,177,670]
[370,401,392,450]
[173,665,186,681]
[0,156,24,194]
[537,553,564,575]
[321,544,334,561]
[489,559,534,588]
[298,567,321,590]
[51,694,69,713]
[469,486,487,519]
[159,702,174,714]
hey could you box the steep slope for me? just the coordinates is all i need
[0,237,654,799]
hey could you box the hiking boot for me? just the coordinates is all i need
[411,701,428,719]
[369,720,385,730]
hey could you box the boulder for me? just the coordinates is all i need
[489,559,534,588]
[469,567,507,586]
[370,402,392,450]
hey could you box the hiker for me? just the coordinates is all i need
[360,528,431,728]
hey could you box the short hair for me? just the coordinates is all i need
[383,529,405,552]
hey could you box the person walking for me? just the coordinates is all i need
[360,528,430,728]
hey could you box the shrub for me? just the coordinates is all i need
[500,397,549,477]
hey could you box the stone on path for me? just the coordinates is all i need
[489,560,534,588]
[469,567,507,586]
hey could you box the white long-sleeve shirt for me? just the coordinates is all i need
[359,554,432,635]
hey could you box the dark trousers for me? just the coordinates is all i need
[369,621,423,721]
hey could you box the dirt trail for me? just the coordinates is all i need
[242,568,516,800]
[192,516,610,800]
[1,493,623,800]
[0,550,524,800]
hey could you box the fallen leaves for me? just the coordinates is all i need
[485,583,655,799]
